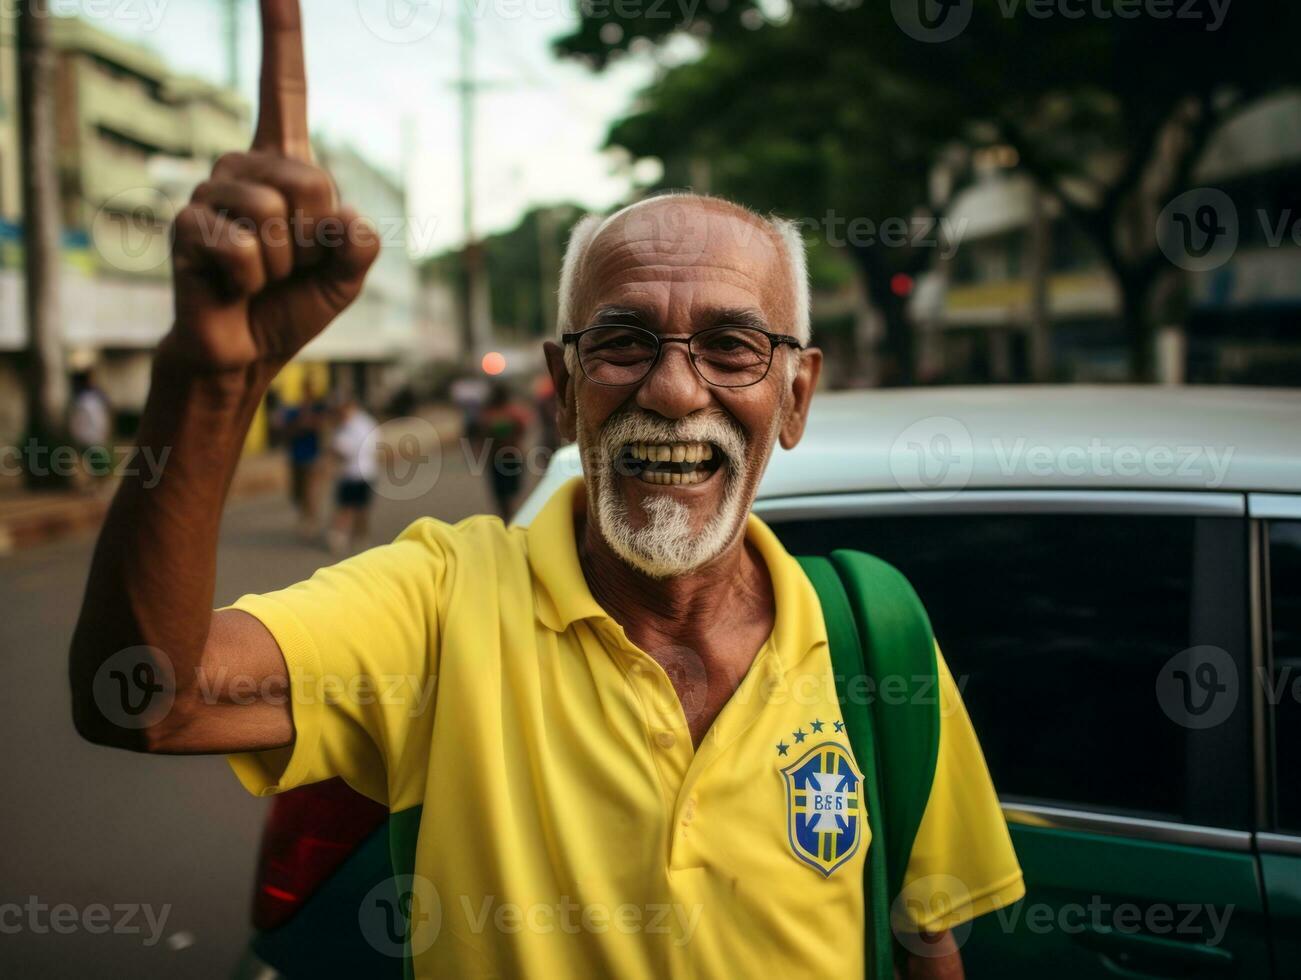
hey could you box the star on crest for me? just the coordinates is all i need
[834,720,845,733]
[810,719,824,733]
[793,728,807,743]
[776,741,790,756]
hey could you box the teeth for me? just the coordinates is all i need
[624,442,716,463]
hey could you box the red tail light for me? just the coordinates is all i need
[252,778,388,931]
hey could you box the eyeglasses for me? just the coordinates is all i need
[562,324,804,389]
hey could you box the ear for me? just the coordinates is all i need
[543,340,577,443]
[778,347,822,450]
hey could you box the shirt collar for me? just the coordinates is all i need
[524,478,827,673]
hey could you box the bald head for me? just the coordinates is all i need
[557,194,810,345]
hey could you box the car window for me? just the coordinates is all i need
[1270,520,1301,833]
[769,513,1201,821]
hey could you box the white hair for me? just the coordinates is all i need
[555,193,811,345]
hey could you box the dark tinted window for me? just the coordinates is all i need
[1270,520,1301,833]
[771,513,1198,819]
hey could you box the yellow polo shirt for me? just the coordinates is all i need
[229,478,1023,977]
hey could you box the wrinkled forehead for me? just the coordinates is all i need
[575,200,792,329]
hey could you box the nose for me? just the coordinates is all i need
[634,340,713,420]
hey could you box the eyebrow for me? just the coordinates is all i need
[586,305,772,332]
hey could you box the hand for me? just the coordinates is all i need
[166,0,379,375]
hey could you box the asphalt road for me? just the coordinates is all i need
[0,455,515,979]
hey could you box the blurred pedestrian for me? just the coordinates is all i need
[68,370,112,489]
[450,374,489,444]
[328,396,378,556]
[277,380,327,538]
[533,372,560,452]
[478,382,532,519]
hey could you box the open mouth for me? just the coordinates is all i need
[617,441,726,486]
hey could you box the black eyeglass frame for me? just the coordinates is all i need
[561,324,805,389]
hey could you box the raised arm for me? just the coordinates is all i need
[69,0,379,754]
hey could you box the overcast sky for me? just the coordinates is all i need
[95,0,667,255]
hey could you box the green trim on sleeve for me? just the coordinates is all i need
[224,593,327,797]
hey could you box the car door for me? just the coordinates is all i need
[1255,500,1301,975]
[764,490,1271,979]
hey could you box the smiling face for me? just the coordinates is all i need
[544,196,822,579]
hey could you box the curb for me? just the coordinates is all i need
[0,454,289,557]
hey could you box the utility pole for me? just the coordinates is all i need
[1026,185,1053,382]
[18,0,69,488]
[454,0,491,359]
[536,207,559,337]
[223,0,241,91]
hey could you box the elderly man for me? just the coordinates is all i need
[69,2,1023,977]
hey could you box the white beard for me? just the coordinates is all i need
[577,404,761,579]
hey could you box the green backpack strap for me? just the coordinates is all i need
[796,556,894,980]
[827,549,941,906]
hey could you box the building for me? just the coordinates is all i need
[919,90,1301,385]
[0,15,249,443]
[0,16,450,452]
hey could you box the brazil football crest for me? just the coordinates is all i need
[780,741,864,877]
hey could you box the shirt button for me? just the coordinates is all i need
[654,731,677,749]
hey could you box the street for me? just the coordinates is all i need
[0,455,513,979]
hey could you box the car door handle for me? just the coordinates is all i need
[1073,924,1236,979]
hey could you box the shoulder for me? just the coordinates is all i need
[392,513,530,574]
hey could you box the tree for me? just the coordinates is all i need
[560,0,1301,380]
[424,204,584,342]
[574,10,960,383]
[18,0,70,486]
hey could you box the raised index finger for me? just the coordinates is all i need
[253,0,311,159]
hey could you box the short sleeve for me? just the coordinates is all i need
[225,518,457,810]
[895,647,1026,933]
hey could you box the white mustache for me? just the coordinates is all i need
[599,409,748,470]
